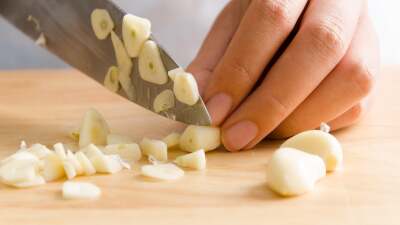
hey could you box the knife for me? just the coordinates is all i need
[0,0,211,126]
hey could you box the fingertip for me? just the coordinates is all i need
[221,120,258,151]
[206,93,233,125]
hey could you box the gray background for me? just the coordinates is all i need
[0,0,398,69]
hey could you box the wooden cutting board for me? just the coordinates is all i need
[0,68,399,225]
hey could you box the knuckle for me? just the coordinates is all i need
[228,60,254,86]
[253,0,293,29]
[346,60,375,97]
[306,18,347,59]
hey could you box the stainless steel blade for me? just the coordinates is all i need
[0,0,211,126]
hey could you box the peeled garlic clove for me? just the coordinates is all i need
[41,152,65,182]
[167,67,184,81]
[122,14,151,58]
[138,40,168,85]
[173,72,200,106]
[75,151,96,176]
[281,130,343,172]
[104,66,120,92]
[266,148,326,197]
[103,143,142,162]
[153,89,175,113]
[111,31,135,100]
[141,163,184,181]
[78,109,110,148]
[62,181,101,200]
[106,134,135,145]
[54,143,67,159]
[162,132,181,148]
[179,125,220,152]
[91,9,114,40]
[140,138,168,162]
[8,175,45,188]
[174,149,206,170]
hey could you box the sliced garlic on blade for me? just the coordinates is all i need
[104,66,120,92]
[103,143,142,162]
[8,175,45,188]
[78,109,110,148]
[141,163,184,181]
[122,14,151,58]
[35,33,46,46]
[266,148,326,197]
[281,130,343,172]
[138,40,168,85]
[140,138,168,162]
[41,152,65,182]
[111,31,135,100]
[75,151,96,176]
[162,132,181,148]
[167,67,184,81]
[174,149,206,170]
[106,134,135,145]
[173,72,200,105]
[179,125,221,152]
[153,89,175,113]
[90,9,114,40]
[62,181,101,200]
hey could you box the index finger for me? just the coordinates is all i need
[221,0,364,151]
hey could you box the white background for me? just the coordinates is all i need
[0,0,398,68]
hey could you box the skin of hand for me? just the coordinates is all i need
[187,0,380,152]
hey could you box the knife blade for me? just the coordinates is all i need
[0,0,211,126]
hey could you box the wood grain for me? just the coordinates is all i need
[0,68,399,225]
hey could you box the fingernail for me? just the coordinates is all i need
[223,120,258,151]
[206,93,232,125]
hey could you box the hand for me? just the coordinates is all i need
[187,0,380,151]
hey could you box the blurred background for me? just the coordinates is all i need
[0,0,398,69]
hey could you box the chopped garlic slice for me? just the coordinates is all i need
[62,181,101,200]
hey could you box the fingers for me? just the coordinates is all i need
[187,0,250,93]
[270,11,379,138]
[203,0,308,125]
[328,102,368,131]
[221,0,364,151]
